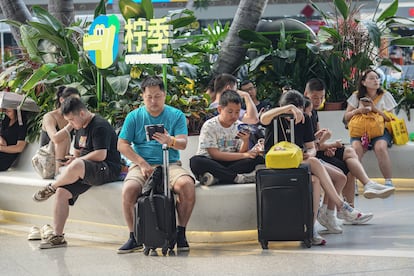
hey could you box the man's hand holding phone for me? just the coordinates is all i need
[145,124,165,141]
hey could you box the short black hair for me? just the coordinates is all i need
[219,90,242,107]
[240,79,254,87]
[214,73,237,94]
[61,97,87,116]
[279,89,304,108]
[306,78,326,92]
[141,76,164,92]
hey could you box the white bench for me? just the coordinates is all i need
[1,110,413,243]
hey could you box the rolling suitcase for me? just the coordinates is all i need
[256,115,313,249]
[135,144,176,256]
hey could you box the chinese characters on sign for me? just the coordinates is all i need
[125,17,173,64]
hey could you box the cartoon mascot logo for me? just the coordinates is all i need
[83,15,120,69]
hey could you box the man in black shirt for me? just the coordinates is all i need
[33,96,121,249]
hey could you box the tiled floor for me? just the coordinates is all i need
[1,192,414,275]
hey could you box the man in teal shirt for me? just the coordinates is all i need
[117,76,195,254]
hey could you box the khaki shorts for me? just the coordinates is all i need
[125,162,195,189]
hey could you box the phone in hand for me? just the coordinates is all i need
[145,124,165,141]
[360,97,371,102]
[237,123,251,134]
[56,158,69,163]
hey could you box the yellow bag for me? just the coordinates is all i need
[348,112,384,139]
[265,141,303,169]
[384,112,409,145]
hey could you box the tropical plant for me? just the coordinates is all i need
[387,80,414,120]
[308,0,414,103]
[238,19,320,105]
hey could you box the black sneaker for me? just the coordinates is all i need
[176,235,190,251]
[117,237,143,254]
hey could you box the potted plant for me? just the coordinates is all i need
[309,0,414,110]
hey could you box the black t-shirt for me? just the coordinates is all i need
[0,117,28,171]
[264,113,315,153]
[74,115,121,170]
[256,100,271,112]
[310,109,319,134]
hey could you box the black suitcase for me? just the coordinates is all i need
[256,115,313,249]
[134,144,176,256]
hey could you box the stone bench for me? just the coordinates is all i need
[1,111,413,243]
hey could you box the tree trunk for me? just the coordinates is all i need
[212,0,268,75]
[0,0,32,45]
[48,0,74,27]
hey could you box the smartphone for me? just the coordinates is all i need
[360,97,371,102]
[145,124,165,141]
[56,158,69,163]
[237,123,251,134]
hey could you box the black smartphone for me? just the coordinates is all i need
[237,124,251,134]
[56,158,69,163]
[145,124,165,141]
[360,97,371,102]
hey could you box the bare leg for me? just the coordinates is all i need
[343,173,356,207]
[311,175,321,223]
[53,188,72,235]
[303,157,344,209]
[121,180,142,232]
[343,147,370,185]
[373,140,392,179]
[173,176,195,227]
[323,162,346,211]
[54,134,71,175]
[52,159,85,189]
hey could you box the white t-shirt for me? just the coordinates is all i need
[196,116,242,158]
[347,91,397,111]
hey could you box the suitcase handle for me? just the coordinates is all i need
[162,144,170,199]
[273,114,295,144]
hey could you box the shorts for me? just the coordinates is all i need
[125,162,195,190]
[350,129,393,150]
[316,147,349,175]
[61,160,120,205]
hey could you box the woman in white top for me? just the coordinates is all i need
[343,69,397,187]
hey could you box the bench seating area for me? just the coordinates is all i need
[1,111,413,243]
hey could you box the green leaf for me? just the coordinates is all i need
[119,0,145,20]
[107,75,131,96]
[94,0,107,17]
[362,20,381,48]
[377,0,398,22]
[53,64,78,76]
[169,16,197,29]
[32,6,64,33]
[0,19,22,28]
[141,0,154,20]
[390,37,414,46]
[249,53,271,72]
[238,29,271,46]
[334,0,349,20]
[21,63,57,92]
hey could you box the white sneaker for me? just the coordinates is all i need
[200,172,218,186]
[339,202,364,223]
[312,231,326,246]
[41,224,54,240]
[338,211,374,225]
[27,226,41,240]
[363,181,395,199]
[317,209,343,234]
[235,171,256,184]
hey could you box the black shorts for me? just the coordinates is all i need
[61,160,119,205]
[317,147,349,175]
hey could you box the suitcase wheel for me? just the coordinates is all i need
[143,247,151,256]
[260,240,268,249]
[150,249,158,256]
[304,239,312,248]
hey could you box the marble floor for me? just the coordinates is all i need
[1,192,414,275]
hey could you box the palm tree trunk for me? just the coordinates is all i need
[0,0,32,45]
[212,0,268,75]
[48,0,74,26]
